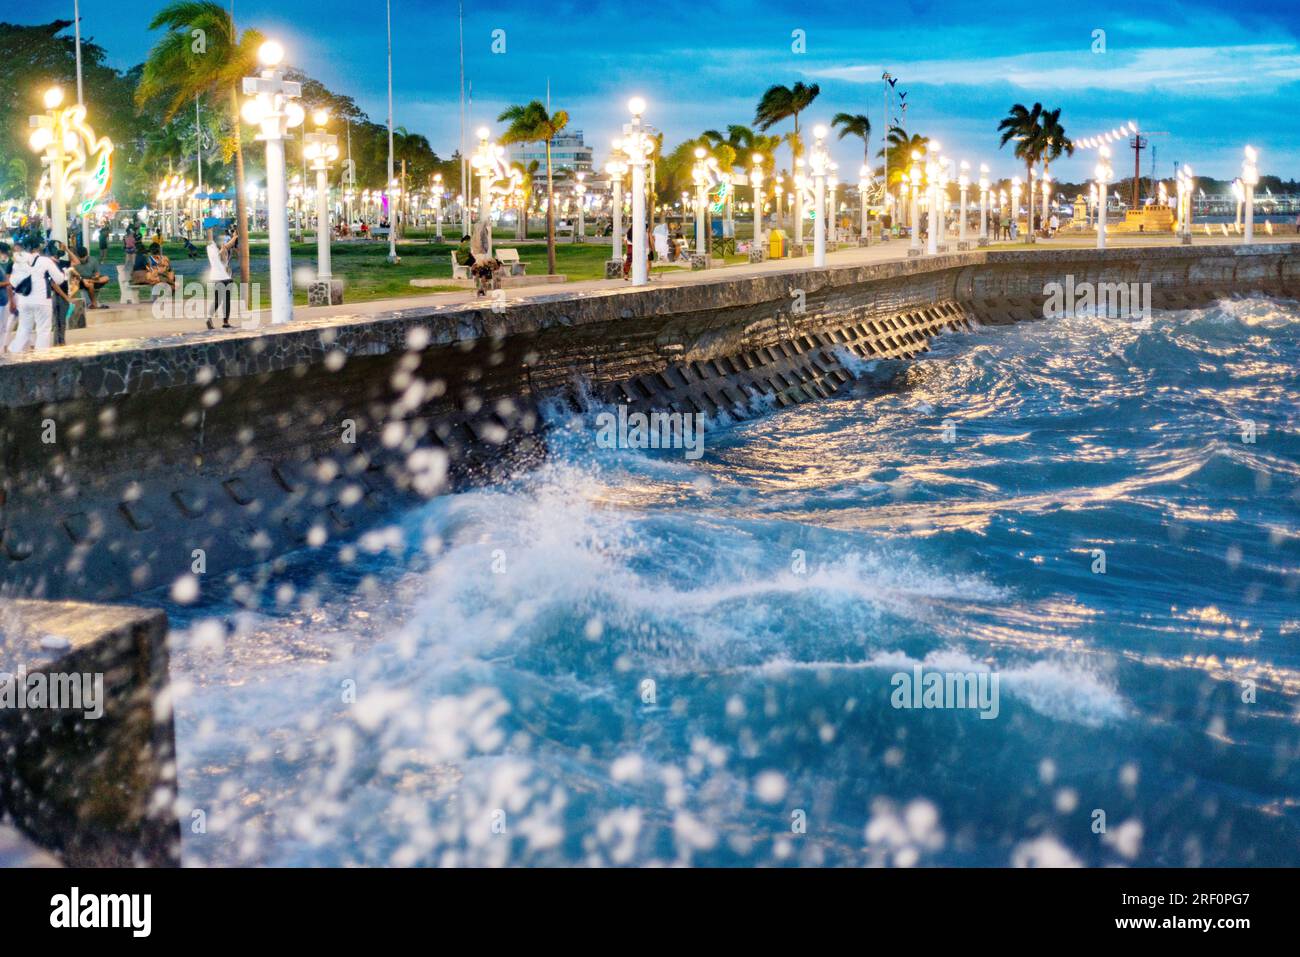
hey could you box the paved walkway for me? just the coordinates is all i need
[63,232,1300,349]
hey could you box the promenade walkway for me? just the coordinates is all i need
[59,232,1300,350]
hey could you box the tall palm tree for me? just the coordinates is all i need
[498,100,568,274]
[831,113,872,166]
[754,82,820,171]
[138,1,263,285]
[997,102,1046,194]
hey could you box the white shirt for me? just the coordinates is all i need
[207,242,231,282]
[10,252,65,305]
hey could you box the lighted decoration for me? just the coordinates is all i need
[29,95,115,238]
[470,126,523,254]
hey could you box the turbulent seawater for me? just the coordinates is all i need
[154,297,1300,867]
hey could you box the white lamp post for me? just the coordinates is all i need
[241,39,304,325]
[957,160,970,249]
[925,141,941,256]
[1041,173,1052,237]
[691,146,718,257]
[1094,145,1112,250]
[856,164,871,246]
[977,164,990,246]
[1011,177,1022,241]
[1231,179,1244,233]
[28,86,70,245]
[305,109,340,294]
[793,157,807,248]
[907,153,922,257]
[623,96,651,286]
[1177,165,1195,244]
[431,173,445,240]
[1026,164,1036,243]
[470,126,521,257]
[605,145,627,275]
[574,172,587,243]
[808,125,829,267]
[1242,146,1258,245]
[750,153,765,260]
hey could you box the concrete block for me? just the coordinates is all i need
[308,279,344,306]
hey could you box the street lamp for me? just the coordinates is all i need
[605,144,628,275]
[574,172,587,243]
[977,164,990,246]
[1231,178,1244,233]
[907,149,922,257]
[29,85,113,249]
[623,96,652,286]
[470,126,521,257]
[750,153,766,259]
[827,162,839,246]
[1011,176,1022,241]
[957,160,970,249]
[924,141,941,256]
[241,38,304,325]
[691,146,719,257]
[858,164,871,246]
[1242,146,1258,244]
[1177,164,1195,244]
[809,124,829,267]
[305,109,341,301]
[1041,173,1052,237]
[1094,145,1113,250]
[430,173,446,241]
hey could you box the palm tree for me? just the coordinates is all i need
[997,102,1046,195]
[498,100,568,274]
[878,126,928,187]
[832,113,872,166]
[754,82,820,171]
[1038,108,1074,178]
[138,1,263,285]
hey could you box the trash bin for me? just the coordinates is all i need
[769,229,788,259]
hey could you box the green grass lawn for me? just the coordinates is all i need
[94,237,623,306]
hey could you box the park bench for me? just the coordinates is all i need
[449,254,471,280]
[114,265,155,305]
[372,226,391,240]
[496,248,526,276]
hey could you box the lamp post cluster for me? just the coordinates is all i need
[605,145,628,275]
[808,125,830,267]
[749,153,765,260]
[156,173,192,238]
[691,147,720,257]
[241,39,304,325]
[430,173,446,240]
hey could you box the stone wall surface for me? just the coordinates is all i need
[1,245,1296,602]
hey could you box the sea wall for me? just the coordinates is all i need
[2,243,1297,602]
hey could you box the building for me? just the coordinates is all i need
[507,130,593,173]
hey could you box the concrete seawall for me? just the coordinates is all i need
[2,243,1297,602]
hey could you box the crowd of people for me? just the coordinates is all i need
[0,232,116,355]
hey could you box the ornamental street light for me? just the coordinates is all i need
[1230,178,1244,232]
[1011,176,1022,241]
[241,39,304,325]
[29,85,113,248]
[574,172,587,243]
[907,150,922,257]
[605,143,628,276]
[305,109,341,292]
[1176,164,1194,244]
[470,126,522,257]
[858,164,871,246]
[924,141,941,256]
[623,97,652,286]
[827,163,839,245]
[809,125,829,267]
[1094,145,1113,250]
[977,164,990,246]
[430,173,446,240]
[1241,146,1258,244]
[1041,173,1052,236]
[691,146,719,257]
[750,153,766,258]
[957,160,970,249]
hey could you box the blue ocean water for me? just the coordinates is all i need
[157,297,1300,866]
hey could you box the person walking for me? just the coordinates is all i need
[206,228,236,329]
[7,234,66,354]
[123,225,137,268]
[97,219,110,268]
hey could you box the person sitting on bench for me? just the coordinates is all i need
[66,242,109,308]
[132,243,176,287]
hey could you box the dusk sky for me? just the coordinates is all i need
[33,0,1300,182]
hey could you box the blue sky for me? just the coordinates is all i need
[39,0,1300,182]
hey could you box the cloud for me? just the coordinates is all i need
[809,44,1300,96]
